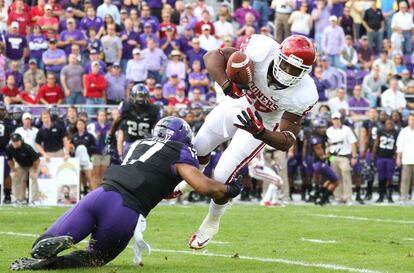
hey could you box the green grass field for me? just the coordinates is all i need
[1,204,413,273]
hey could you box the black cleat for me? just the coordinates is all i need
[375,196,384,203]
[10,257,52,271]
[388,196,394,203]
[356,195,365,205]
[364,193,372,201]
[31,236,74,259]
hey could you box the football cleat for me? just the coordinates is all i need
[31,236,74,259]
[189,230,211,249]
[10,258,51,271]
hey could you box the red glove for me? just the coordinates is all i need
[222,80,248,99]
[164,189,183,200]
[234,108,266,139]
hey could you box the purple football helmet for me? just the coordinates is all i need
[153,116,193,145]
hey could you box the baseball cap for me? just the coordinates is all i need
[202,24,211,30]
[67,18,75,24]
[176,85,184,90]
[66,6,73,12]
[171,73,178,78]
[360,35,368,40]
[120,8,128,13]
[132,48,141,55]
[192,37,200,43]
[91,61,100,66]
[144,22,152,28]
[90,49,98,54]
[331,112,341,119]
[29,59,37,64]
[48,38,57,43]
[11,21,19,28]
[10,133,22,142]
[22,112,32,120]
[321,55,328,61]
[45,4,52,10]
[112,62,120,67]
[155,83,162,88]
[329,15,337,22]
[171,50,181,57]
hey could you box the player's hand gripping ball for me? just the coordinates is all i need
[226,51,254,85]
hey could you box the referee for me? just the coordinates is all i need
[6,133,40,205]
[326,112,358,204]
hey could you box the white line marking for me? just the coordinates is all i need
[403,238,414,241]
[209,240,229,245]
[300,238,337,244]
[0,231,382,273]
[308,214,414,224]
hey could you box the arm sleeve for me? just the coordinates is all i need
[175,145,199,168]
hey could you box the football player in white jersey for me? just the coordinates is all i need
[185,34,319,249]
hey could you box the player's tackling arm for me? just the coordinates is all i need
[175,163,241,200]
[204,47,238,87]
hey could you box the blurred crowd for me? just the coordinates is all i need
[0,0,414,206]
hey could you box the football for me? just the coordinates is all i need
[226,51,254,85]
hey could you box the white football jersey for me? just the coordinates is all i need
[240,34,318,117]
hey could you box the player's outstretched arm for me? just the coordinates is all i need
[234,109,301,152]
[204,47,238,88]
[175,163,241,200]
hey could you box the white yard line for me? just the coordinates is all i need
[300,238,337,244]
[209,240,229,245]
[308,214,414,224]
[0,231,382,273]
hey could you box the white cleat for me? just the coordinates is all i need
[188,230,211,249]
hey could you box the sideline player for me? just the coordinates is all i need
[186,34,318,249]
[105,84,159,157]
[10,117,242,271]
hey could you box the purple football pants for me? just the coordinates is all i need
[312,161,339,183]
[376,157,395,181]
[45,187,139,261]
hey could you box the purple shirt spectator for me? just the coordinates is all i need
[80,16,104,34]
[331,2,345,17]
[42,48,66,72]
[6,70,23,89]
[4,34,27,60]
[186,48,207,70]
[86,38,103,53]
[188,71,208,94]
[141,47,167,71]
[139,32,159,49]
[348,96,369,115]
[177,34,193,54]
[121,30,140,60]
[150,96,169,106]
[28,34,48,59]
[141,15,160,33]
[59,18,80,32]
[146,0,163,9]
[159,37,179,56]
[59,29,86,55]
[84,60,107,74]
[313,76,331,102]
[233,7,260,27]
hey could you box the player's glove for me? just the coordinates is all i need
[104,143,115,156]
[225,175,243,198]
[221,80,248,99]
[234,108,266,139]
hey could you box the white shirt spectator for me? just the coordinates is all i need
[194,4,214,21]
[166,60,186,81]
[327,125,357,156]
[396,126,414,164]
[328,97,350,115]
[339,44,358,67]
[126,59,148,83]
[372,58,396,79]
[97,2,121,24]
[289,11,312,35]
[213,19,234,42]
[391,10,414,31]
[380,88,407,111]
[199,34,220,51]
[14,127,39,152]
[271,0,294,13]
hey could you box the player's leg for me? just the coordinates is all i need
[386,158,396,203]
[315,163,339,205]
[352,160,364,204]
[364,152,374,200]
[376,158,387,203]
[190,129,265,249]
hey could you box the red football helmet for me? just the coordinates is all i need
[273,35,316,87]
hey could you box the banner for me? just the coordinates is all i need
[0,156,4,206]
[31,157,80,206]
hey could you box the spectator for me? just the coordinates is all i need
[160,11,177,39]
[339,35,359,71]
[63,106,78,134]
[373,50,396,79]
[48,0,63,18]
[288,2,312,37]
[88,109,111,189]
[150,83,168,106]
[348,85,369,121]
[177,26,194,54]
[80,7,104,38]
[195,9,215,36]
[199,24,220,51]
[105,62,128,105]
[399,69,412,93]
[339,5,355,38]
[101,23,122,66]
[4,21,28,65]
[23,59,46,92]
[83,61,107,116]
[126,48,148,84]
[20,82,38,105]
[392,54,406,75]
[391,1,413,55]
[35,110,70,160]
[166,50,185,81]
[102,12,122,35]
[193,0,214,21]
[6,61,23,89]
[271,0,294,43]
[327,112,358,204]
[58,18,87,56]
[390,26,404,56]
[320,56,342,92]
[42,38,66,79]
[7,0,30,36]
[233,0,260,28]
[141,38,167,83]
[236,12,258,36]
[362,0,384,53]
[322,15,345,68]
[63,0,85,21]
[182,3,198,29]
[1,75,21,105]
[58,7,78,33]
[362,65,386,107]
[163,73,184,99]
[252,0,269,27]
[97,0,120,24]
[38,4,59,34]
[186,37,207,71]
[345,0,363,39]
[30,0,46,27]
[14,112,39,152]
[160,25,179,56]
[85,27,103,56]
[311,0,331,52]
[140,4,160,34]
[6,133,40,205]
[357,35,374,71]
[120,18,140,72]
[84,49,107,75]
[37,72,64,105]
[381,77,407,112]
[312,65,331,103]
[28,24,48,69]
[188,60,209,97]
[60,54,85,104]
[168,85,191,110]
[214,13,234,44]
[329,87,349,115]
[396,113,414,203]
[171,0,184,26]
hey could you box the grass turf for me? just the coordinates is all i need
[0,204,413,273]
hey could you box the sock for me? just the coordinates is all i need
[271,185,280,204]
[387,185,393,199]
[4,188,11,198]
[321,188,332,203]
[301,184,306,199]
[366,180,373,195]
[355,186,361,197]
[289,186,294,197]
[378,180,386,197]
[199,200,228,237]
[263,184,276,203]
